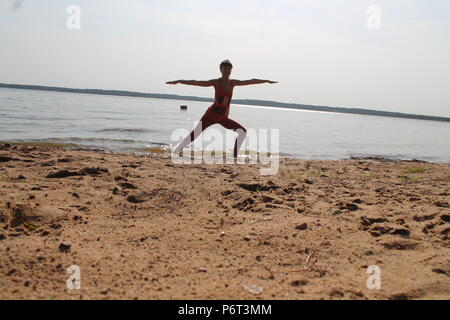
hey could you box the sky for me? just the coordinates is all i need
[1,0,450,117]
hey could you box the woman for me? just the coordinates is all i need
[166,59,278,160]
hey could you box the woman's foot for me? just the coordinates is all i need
[170,146,183,158]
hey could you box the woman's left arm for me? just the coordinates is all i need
[232,79,278,86]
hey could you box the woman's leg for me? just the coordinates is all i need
[219,118,247,158]
[172,116,216,154]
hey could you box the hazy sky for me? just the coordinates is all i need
[1,0,450,117]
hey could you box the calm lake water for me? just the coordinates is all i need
[1,87,450,163]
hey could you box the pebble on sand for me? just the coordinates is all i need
[59,241,72,253]
[295,223,308,231]
[243,284,263,295]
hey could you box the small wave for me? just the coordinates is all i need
[2,115,70,121]
[95,128,153,133]
[345,152,438,163]
[130,147,169,154]
[0,137,169,154]
[148,141,168,146]
[11,137,142,144]
[0,140,79,149]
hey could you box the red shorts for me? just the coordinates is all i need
[187,110,247,142]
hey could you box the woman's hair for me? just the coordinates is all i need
[220,59,233,69]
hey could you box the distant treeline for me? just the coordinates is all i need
[1,83,449,123]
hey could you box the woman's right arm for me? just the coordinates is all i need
[166,79,216,87]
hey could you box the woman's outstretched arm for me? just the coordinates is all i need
[166,79,216,87]
[232,79,278,86]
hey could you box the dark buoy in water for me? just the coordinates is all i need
[180,105,188,110]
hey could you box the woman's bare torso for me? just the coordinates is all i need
[203,78,234,120]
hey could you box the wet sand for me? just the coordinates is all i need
[0,144,449,300]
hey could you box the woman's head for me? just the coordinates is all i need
[220,59,233,76]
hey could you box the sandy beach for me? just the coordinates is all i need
[0,143,449,300]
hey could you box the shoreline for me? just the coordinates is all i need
[0,141,447,165]
[0,144,449,299]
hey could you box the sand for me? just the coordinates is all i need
[0,144,449,300]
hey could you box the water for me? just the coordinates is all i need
[1,87,450,163]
